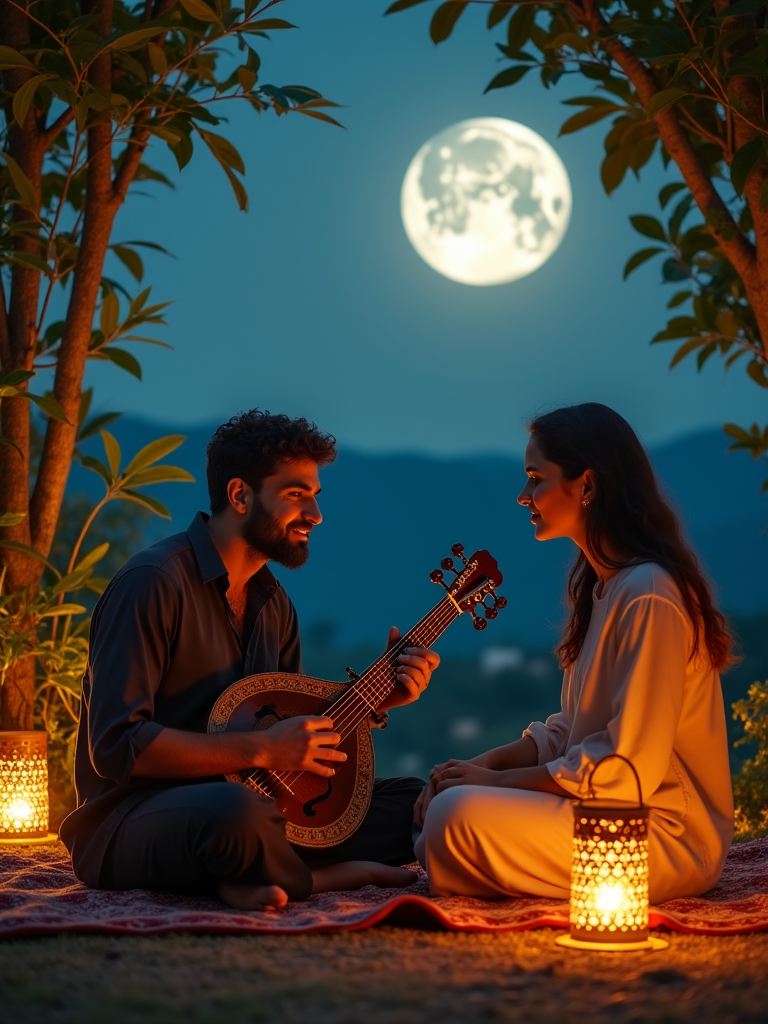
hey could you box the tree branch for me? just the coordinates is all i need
[40,107,76,149]
[581,0,757,290]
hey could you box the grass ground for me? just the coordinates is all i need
[1,926,766,1024]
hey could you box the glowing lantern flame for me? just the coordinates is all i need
[0,731,56,843]
[595,882,626,914]
[555,755,669,952]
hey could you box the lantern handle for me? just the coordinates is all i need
[586,753,644,806]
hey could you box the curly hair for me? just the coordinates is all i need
[206,409,337,513]
[529,403,733,672]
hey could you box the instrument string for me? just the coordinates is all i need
[246,597,460,795]
[247,600,458,794]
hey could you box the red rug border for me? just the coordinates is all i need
[2,892,767,939]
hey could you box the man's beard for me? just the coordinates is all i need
[242,498,311,569]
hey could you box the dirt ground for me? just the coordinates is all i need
[1,926,767,1024]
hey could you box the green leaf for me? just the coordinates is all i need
[100,291,120,338]
[507,4,536,53]
[179,0,220,22]
[74,543,110,573]
[126,465,195,487]
[39,604,87,618]
[600,146,631,194]
[667,290,692,309]
[219,163,249,212]
[78,411,121,442]
[623,247,664,278]
[646,88,689,118]
[430,1,467,44]
[0,540,60,577]
[123,435,186,477]
[559,105,620,137]
[105,26,170,51]
[147,124,183,145]
[730,136,764,196]
[26,392,68,423]
[80,454,113,487]
[747,359,768,388]
[0,251,51,274]
[0,46,35,69]
[116,490,171,519]
[100,346,142,379]
[484,64,531,93]
[1,369,35,387]
[12,75,53,128]
[3,154,37,212]
[111,244,144,282]
[0,512,26,527]
[630,214,667,242]
[488,2,509,29]
[147,41,167,76]
[101,430,122,480]
[199,131,245,174]
[669,337,707,367]
[238,66,258,92]
[247,19,297,30]
[728,57,768,78]
[659,182,686,209]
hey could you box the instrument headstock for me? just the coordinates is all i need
[430,544,506,630]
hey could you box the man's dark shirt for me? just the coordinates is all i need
[60,512,302,886]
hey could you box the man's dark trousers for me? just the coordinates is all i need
[99,777,423,901]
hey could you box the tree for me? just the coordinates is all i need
[0,0,340,730]
[387,0,768,492]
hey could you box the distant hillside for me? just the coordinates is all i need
[68,421,768,652]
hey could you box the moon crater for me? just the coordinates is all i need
[401,118,572,286]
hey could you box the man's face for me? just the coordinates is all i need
[242,458,323,569]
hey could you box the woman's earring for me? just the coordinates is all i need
[582,499,589,507]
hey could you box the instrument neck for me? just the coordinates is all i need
[329,596,460,733]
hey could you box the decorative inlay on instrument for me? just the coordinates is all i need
[208,545,505,848]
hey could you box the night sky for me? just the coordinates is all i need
[79,0,766,456]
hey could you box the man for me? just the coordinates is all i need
[61,410,440,909]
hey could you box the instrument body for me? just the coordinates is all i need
[207,545,504,848]
[209,672,374,847]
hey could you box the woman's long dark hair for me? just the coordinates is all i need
[529,403,733,671]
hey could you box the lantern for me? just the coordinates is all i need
[0,731,57,844]
[555,755,668,951]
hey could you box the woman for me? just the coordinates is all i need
[414,403,734,904]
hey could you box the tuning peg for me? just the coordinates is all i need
[451,543,468,565]
[471,609,488,630]
[430,568,445,585]
[440,557,459,574]
[494,595,508,609]
[346,666,360,682]
[484,606,498,619]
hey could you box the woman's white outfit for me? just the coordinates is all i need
[415,563,734,903]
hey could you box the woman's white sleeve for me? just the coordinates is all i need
[545,596,689,801]
[523,672,571,764]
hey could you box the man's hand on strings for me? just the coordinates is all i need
[376,627,440,711]
[255,716,345,777]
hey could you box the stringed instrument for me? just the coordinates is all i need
[207,544,505,848]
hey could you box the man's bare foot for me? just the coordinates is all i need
[217,881,289,911]
[311,861,417,894]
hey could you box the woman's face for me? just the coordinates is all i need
[517,437,591,543]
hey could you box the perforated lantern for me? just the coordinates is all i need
[0,731,57,844]
[556,755,668,952]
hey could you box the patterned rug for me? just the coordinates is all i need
[0,839,766,938]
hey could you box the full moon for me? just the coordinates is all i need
[401,117,572,286]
